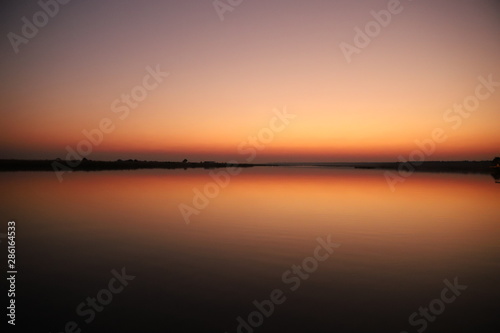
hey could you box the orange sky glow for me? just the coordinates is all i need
[1,0,499,162]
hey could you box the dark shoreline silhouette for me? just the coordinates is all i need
[0,158,498,177]
[0,159,253,172]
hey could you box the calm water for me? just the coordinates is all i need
[1,168,499,332]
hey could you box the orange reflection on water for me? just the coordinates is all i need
[1,168,498,263]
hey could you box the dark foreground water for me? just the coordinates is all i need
[1,168,499,332]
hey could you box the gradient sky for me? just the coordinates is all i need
[1,0,499,162]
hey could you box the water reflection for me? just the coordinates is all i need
[0,168,498,332]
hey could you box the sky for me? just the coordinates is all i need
[1,0,499,162]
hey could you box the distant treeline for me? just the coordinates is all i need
[0,158,498,174]
[0,159,252,171]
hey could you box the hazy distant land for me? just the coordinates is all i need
[0,158,499,176]
[0,159,251,171]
